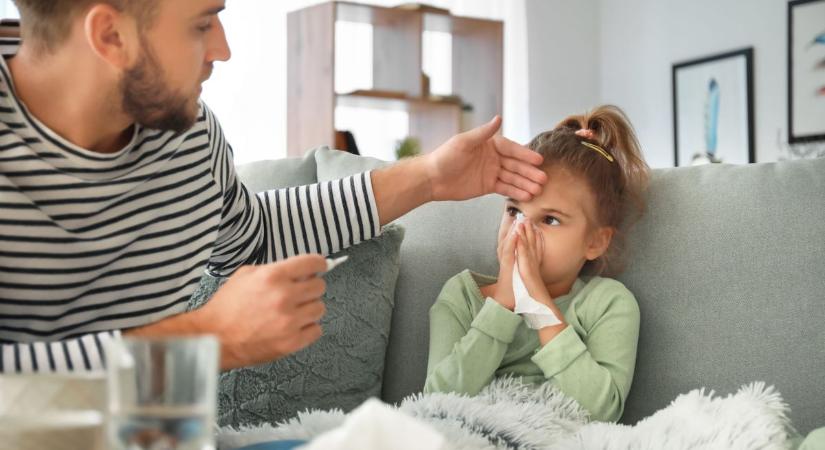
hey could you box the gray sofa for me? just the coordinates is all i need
[236,148,825,435]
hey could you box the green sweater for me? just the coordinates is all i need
[424,270,640,422]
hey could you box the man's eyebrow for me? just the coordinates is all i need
[198,6,226,18]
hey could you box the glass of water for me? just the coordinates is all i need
[105,336,219,450]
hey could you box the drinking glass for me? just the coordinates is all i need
[106,336,219,450]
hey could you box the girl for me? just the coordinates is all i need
[424,105,650,423]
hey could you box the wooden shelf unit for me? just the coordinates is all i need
[287,1,503,158]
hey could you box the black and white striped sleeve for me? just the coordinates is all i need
[203,107,381,277]
[0,330,119,374]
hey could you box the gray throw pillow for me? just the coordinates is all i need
[235,148,318,192]
[314,146,390,182]
[189,225,405,428]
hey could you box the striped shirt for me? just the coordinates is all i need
[0,42,381,373]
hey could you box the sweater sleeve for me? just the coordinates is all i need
[0,330,120,373]
[530,288,640,422]
[424,297,523,396]
[203,105,381,277]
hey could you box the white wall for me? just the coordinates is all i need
[524,0,600,138]
[599,0,787,167]
[4,0,792,167]
[0,0,18,19]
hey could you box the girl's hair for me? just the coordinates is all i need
[527,105,650,277]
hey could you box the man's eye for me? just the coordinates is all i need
[197,23,213,33]
[544,216,560,226]
[506,206,520,217]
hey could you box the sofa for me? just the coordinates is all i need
[234,147,825,436]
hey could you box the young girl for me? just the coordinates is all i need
[424,105,650,423]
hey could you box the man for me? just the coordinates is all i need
[0,0,547,373]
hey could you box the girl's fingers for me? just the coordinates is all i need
[524,221,535,250]
[515,231,532,277]
[497,221,514,256]
[524,222,543,264]
[517,222,542,267]
[517,223,533,258]
[501,223,519,266]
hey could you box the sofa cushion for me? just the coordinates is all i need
[190,225,405,428]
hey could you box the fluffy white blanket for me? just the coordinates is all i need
[218,379,794,450]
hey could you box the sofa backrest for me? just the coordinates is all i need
[378,156,825,434]
[616,159,825,433]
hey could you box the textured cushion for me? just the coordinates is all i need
[235,148,318,192]
[190,225,405,428]
[314,148,825,434]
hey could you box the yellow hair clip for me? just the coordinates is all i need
[581,141,614,163]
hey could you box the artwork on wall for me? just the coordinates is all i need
[672,48,755,167]
[788,0,825,144]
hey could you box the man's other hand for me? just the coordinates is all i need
[193,254,328,370]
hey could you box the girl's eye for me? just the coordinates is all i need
[543,216,560,226]
[506,206,520,217]
[197,22,213,33]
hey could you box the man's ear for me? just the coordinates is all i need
[585,226,614,261]
[83,4,139,70]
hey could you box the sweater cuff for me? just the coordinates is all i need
[471,298,523,344]
[363,171,382,237]
[531,325,587,378]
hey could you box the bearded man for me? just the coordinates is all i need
[0,0,547,373]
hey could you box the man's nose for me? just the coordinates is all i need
[207,18,232,63]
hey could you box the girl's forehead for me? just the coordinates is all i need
[535,170,594,210]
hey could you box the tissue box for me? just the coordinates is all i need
[0,373,106,450]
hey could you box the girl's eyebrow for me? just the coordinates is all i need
[540,207,571,218]
[506,198,571,218]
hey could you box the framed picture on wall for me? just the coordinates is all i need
[788,0,825,144]
[672,48,755,167]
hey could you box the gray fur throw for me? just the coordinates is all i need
[218,378,794,450]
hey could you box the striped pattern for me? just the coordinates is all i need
[0,43,380,373]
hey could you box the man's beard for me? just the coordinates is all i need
[120,40,198,134]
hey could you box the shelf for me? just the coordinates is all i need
[287,1,502,158]
[337,90,464,112]
[335,2,420,26]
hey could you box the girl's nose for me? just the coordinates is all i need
[515,212,538,227]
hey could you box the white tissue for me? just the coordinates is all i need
[300,399,445,450]
[512,214,563,330]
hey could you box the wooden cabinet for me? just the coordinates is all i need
[287,2,503,158]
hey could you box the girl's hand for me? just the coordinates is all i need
[515,221,553,307]
[515,222,568,345]
[491,221,518,310]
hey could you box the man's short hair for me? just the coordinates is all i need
[12,0,158,54]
